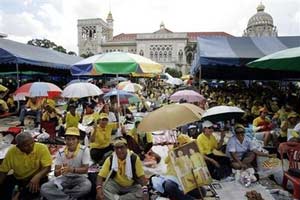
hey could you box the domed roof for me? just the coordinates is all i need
[247,3,274,28]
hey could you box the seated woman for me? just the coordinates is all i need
[196,120,232,180]
[226,124,275,170]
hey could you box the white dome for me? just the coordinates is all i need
[247,3,274,28]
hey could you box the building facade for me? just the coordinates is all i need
[243,2,278,37]
[77,14,231,74]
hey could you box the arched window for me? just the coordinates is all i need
[168,51,172,59]
[155,51,158,59]
[150,51,154,59]
[139,50,144,56]
[159,51,162,60]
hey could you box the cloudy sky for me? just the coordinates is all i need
[1,0,300,53]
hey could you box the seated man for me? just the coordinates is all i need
[63,103,82,129]
[253,107,274,146]
[96,137,148,200]
[226,124,275,170]
[41,127,91,199]
[42,103,61,125]
[124,119,154,160]
[90,113,118,164]
[19,97,41,126]
[196,120,232,180]
[0,132,52,200]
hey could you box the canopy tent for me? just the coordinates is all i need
[0,38,82,71]
[191,36,300,80]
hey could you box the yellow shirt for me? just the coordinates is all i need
[7,97,15,108]
[65,112,80,128]
[99,152,144,187]
[128,128,153,144]
[196,133,217,155]
[0,99,8,112]
[90,123,118,149]
[165,154,177,176]
[26,99,41,111]
[82,113,100,125]
[0,143,52,180]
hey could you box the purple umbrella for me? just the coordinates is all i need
[170,90,205,103]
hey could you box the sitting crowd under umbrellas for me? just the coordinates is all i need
[0,79,299,199]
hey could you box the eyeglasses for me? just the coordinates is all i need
[205,126,213,129]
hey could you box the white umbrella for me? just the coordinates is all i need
[62,82,103,98]
[202,106,244,122]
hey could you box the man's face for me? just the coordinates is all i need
[99,118,109,127]
[65,135,79,151]
[114,145,127,160]
[18,138,35,154]
[204,126,213,134]
[235,128,245,141]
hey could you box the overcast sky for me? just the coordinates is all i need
[1,0,300,53]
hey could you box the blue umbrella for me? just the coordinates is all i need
[103,89,135,99]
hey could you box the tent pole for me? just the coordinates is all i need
[16,63,20,113]
[116,74,121,136]
[198,64,202,91]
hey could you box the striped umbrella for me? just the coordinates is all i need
[71,52,163,75]
[14,82,62,100]
[117,81,143,93]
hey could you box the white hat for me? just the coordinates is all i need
[202,120,213,128]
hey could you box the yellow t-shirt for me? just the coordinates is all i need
[6,97,15,108]
[128,128,153,144]
[165,154,177,176]
[90,123,118,149]
[26,99,41,111]
[65,112,80,128]
[196,133,217,155]
[98,152,144,187]
[0,143,52,180]
[0,99,8,112]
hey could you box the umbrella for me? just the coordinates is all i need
[202,106,245,122]
[66,79,88,86]
[117,81,143,93]
[103,89,139,104]
[137,103,204,132]
[170,90,205,103]
[61,82,103,98]
[14,82,62,99]
[248,47,300,71]
[103,89,136,100]
[71,52,163,75]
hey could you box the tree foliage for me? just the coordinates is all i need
[165,67,182,78]
[80,52,94,58]
[27,38,75,55]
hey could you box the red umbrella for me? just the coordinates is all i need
[14,82,62,100]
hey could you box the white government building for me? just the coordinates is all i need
[77,2,277,74]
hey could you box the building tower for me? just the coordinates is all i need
[243,2,278,37]
[106,11,114,41]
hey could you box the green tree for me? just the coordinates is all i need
[80,52,94,58]
[165,68,182,78]
[67,51,77,56]
[184,43,197,65]
[27,39,67,54]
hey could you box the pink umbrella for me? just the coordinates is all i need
[170,90,205,103]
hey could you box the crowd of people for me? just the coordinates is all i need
[0,78,299,200]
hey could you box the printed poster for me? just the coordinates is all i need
[169,141,212,193]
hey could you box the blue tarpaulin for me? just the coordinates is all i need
[191,36,300,80]
[0,38,82,70]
